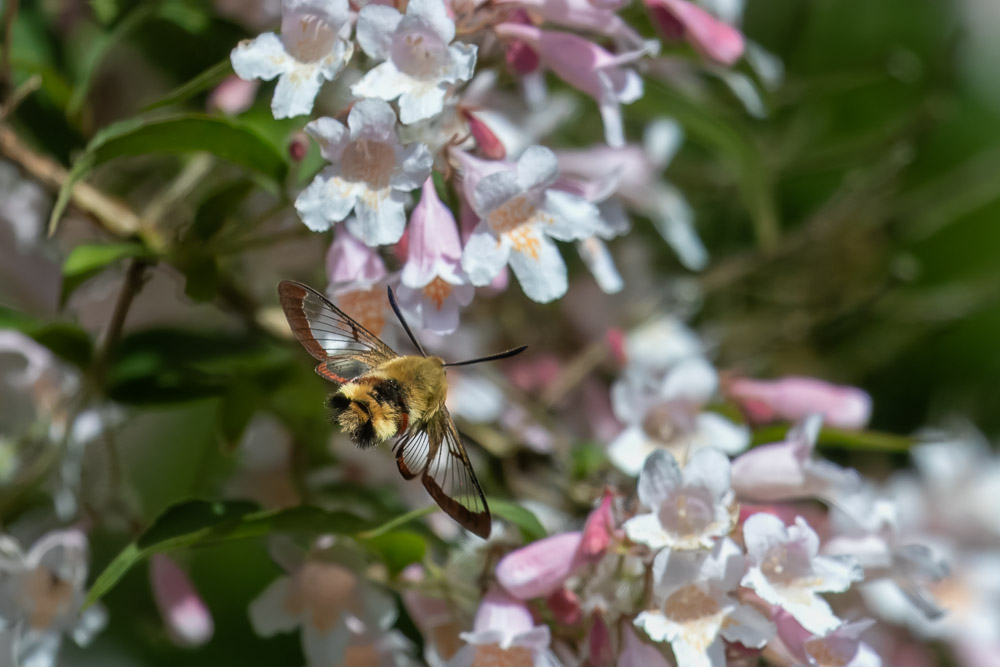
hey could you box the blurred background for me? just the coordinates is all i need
[1,0,999,665]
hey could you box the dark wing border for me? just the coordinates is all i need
[394,409,490,538]
[277,280,397,375]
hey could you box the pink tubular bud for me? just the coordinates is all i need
[461,110,507,160]
[150,555,214,647]
[495,531,584,599]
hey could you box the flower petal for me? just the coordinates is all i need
[348,190,407,246]
[398,86,448,125]
[578,237,623,294]
[608,426,657,476]
[681,447,731,502]
[150,555,214,647]
[231,33,289,82]
[540,190,603,241]
[295,171,358,232]
[623,512,670,549]
[392,143,434,191]
[474,171,523,217]
[719,604,774,649]
[347,98,398,143]
[446,42,478,83]
[301,614,351,666]
[305,116,349,163]
[636,448,683,509]
[507,233,568,303]
[356,4,403,60]
[462,225,510,286]
[248,576,300,636]
[272,67,324,118]
[404,0,455,44]
[351,61,409,102]
[516,145,559,191]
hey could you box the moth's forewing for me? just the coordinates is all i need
[394,409,491,538]
[277,280,397,381]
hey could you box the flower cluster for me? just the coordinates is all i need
[229,0,759,327]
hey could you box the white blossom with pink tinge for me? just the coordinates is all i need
[0,530,107,667]
[775,612,882,667]
[351,0,477,125]
[729,415,861,504]
[149,555,214,647]
[295,100,433,245]
[557,119,709,271]
[624,447,736,550]
[495,531,584,600]
[396,178,474,334]
[230,0,354,119]
[494,22,646,148]
[635,538,774,667]
[726,376,873,429]
[460,145,602,303]
[608,356,749,476]
[248,539,397,666]
[741,513,863,635]
[448,587,560,667]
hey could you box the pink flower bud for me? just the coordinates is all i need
[495,531,584,599]
[588,612,615,666]
[644,0,744,65]
[545,588,582,625]
[579,490,616,562]
[726,376,872,429]
[207,74,259,115]
[461,110,507,160]
[288,132,308,162]
[150,555,214,647]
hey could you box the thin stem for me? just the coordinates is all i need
[94,258,149,384]
[0,0,18,99]
[356,505,439,540]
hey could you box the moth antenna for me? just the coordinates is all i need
[444,345,528,367]
[387,285,427,357]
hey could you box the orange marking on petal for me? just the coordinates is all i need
[422,276,453,310]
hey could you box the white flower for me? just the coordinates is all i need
[608,356,749,476]
[623,448,735,550]
[460,146,602,303]
[249,539,397,666]
[776,613,882,667]
[0,530,108,667]
[230,0,354,119]
[448,587,560,667]
[295,100,433,244]
[635,539,774,667]
[352,0,477,124]
[741,513,863,635]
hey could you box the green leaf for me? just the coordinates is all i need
[364,531,426,576]
[186,180,255,243]
[0,308,94,369]
[49,115,288,235]
[487,498,547,543]
[85,499,372,609]
[61,242,150,302]
[216,385,258,453]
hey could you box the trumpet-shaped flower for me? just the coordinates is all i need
[623,448,735,550]
[352,0,477,124]
[725,376,872,429]
[494,532,584,599]
[730,415,861,505]
[396,179,474,334]
[230,0,354,118]
[608,356,749,475]
[775,612,882,667]
[460,146,603,303]
[249,540,396,666]
[0,530,107,667]
[494,23,645,148]
[296,100,433,245]
[741,513,863,635]
[448,587,560,667]
[635,539,774,667]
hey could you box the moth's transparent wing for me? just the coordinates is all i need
[278,280,396,381]
[394,409,491,538]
